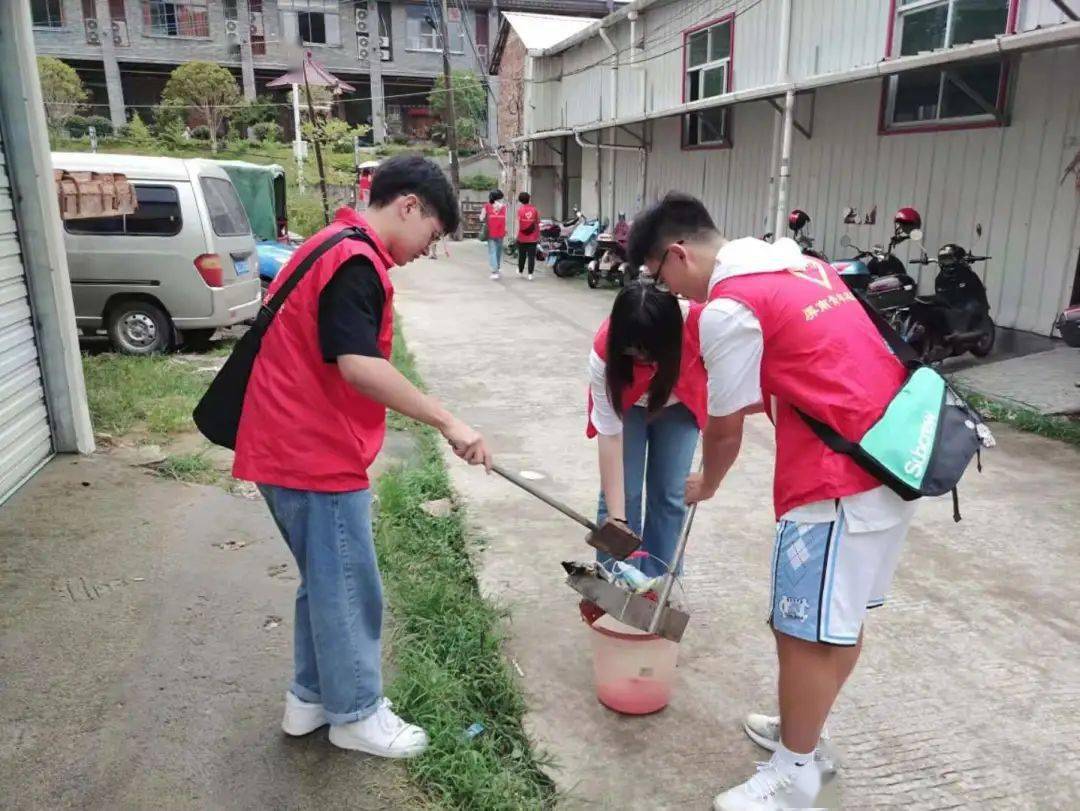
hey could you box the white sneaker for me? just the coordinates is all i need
[490,271,500,280]
[328,697,429,759]
[713,760,821,811]
[282,691,328,736]
[527,274,534,281]
[743,714,834,772]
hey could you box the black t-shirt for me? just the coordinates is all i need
[318,256,385,362]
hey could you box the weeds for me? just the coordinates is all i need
[82,354,210,438]
[963,391,1080,447]
[154,451,220,485]
[376,327,556,810]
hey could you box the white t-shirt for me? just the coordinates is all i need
[699,237,915,532]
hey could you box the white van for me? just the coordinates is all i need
[52,152,261,354]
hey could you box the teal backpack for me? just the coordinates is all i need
[797,295,994,521]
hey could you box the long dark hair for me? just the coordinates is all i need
[605,282,683,416]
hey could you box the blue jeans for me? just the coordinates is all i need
[487,238,504,271]
[258,485,383,725]
[596,404,700,578]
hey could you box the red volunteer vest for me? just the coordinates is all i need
[586,304,709,437]
[483,202,507,239]
[517,204,539,243]
[707,259,905,518]
[233,208,395,492]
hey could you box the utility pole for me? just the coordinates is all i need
[437,0,461,222]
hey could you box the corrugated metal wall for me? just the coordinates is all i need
[0,129,53,503]
[529,0,1080,136]
[606,47,1080,336]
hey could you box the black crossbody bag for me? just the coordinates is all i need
[193,226,373,449]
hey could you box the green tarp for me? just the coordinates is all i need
[213,161,284,243]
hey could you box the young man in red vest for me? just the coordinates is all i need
[233,156,491,759]
[627,193,916,810]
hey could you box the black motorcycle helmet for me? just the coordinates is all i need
[937,243,967,267]
[788,209,810,232]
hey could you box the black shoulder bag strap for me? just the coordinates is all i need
[253,225,371,330]
[193,225,375,449]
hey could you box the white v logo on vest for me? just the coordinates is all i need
[788,263,833,290]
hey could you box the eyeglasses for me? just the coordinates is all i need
[642,241,682,293]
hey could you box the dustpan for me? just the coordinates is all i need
[562,500,698,643]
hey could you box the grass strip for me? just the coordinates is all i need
[376,326,557,810]
[82,354,212,438]
[963,390,1080,447]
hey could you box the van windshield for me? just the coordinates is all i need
[200,176,252,237]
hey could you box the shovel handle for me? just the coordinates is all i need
[647,478,701,634]
[491,464,598,532]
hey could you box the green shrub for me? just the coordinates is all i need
[252,121,283,143]
[461,173,498,191]
[191,125,211,140]
[65,115,90,137]
[87,115,114,136]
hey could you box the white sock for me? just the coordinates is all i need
[771,741,822,802]
[773,741,814,770]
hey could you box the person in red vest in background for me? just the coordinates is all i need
[357,167,373,208]
[626,193,915,811]
[515,191,540,280]
[480,188,507,280]
[233,155,491,760]
[586,283,708,578]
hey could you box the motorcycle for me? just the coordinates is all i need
[834,207,924,327]
[538,209,584,263]
[787,209,829,261]
[901,243,996,363]
[587,214,637,288]
[550,216,602,278]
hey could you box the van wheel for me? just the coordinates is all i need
[107,300,173,355]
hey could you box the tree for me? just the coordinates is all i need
[37,56,87,130]
[162,62,241,153]
[428,70,487,149]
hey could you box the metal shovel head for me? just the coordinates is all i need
[586,520,642,560]
[564,565,689,643]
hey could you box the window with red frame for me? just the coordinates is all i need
[683,17,732,148]
[885,0,1012,130]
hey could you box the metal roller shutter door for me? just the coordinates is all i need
[0,128,53,504]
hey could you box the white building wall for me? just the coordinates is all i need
[788,0,890,79]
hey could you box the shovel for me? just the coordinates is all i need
[491,464,642,559]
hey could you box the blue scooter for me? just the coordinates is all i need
[549,217,602,278]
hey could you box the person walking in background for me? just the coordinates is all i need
[480,189,507,280]
[357,167,373,209]
[516,191,539,280]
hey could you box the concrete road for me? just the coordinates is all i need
[395,242,1080,810]
[0,454,418,810]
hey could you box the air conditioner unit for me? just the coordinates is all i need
[112,20,129,47]
[356,8,368,33]
[85,18,100,45]
[224,18,240,40]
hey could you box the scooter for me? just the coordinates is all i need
[902,243,996,362]
[787,209,829,261]
[835,207,924,327]
[537,208,584,263]
[551,216,602,278]
[587,214,636,288]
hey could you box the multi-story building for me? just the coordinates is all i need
[29,0,615,143]
[516,0,1080,337]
